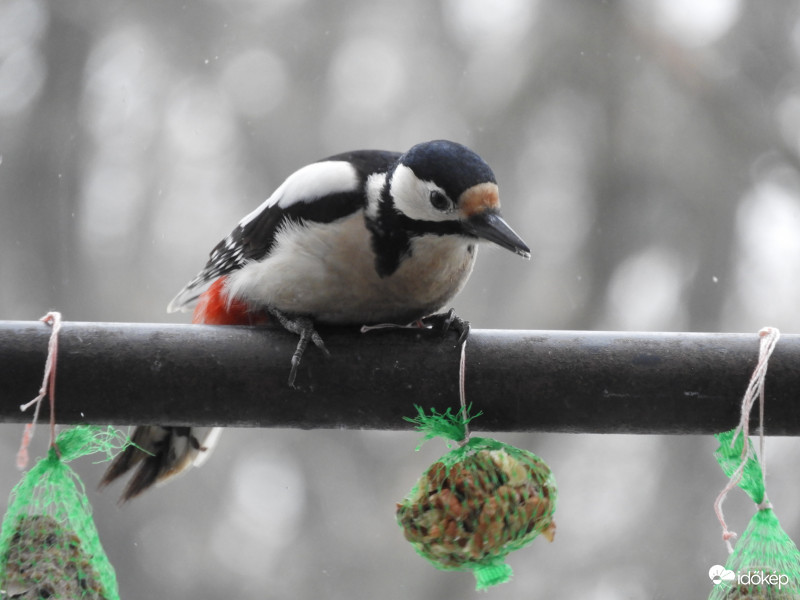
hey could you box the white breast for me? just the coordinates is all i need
[224,212,478,324]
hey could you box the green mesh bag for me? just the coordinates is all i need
[0,426,125,600]
[396,407,557,590]
[708,429,800,600]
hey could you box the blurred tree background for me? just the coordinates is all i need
[2,0,800,598]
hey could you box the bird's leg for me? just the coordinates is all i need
[268,308,330,387]
[421,308,471,346]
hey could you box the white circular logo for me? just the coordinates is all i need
[708,565,736,585]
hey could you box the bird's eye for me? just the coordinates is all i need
[429,190,450,211]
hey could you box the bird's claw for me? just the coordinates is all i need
[422,308,470,346]
[270,309,329,387]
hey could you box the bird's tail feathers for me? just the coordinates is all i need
[99,426,221,502]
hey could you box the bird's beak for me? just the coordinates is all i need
[464,210,531,259]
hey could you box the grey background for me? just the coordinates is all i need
[2,0,800,598]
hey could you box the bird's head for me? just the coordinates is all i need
[388,140,530,258]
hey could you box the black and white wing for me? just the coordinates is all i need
[167,150,400,312]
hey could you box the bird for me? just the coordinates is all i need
[100,139,530,501]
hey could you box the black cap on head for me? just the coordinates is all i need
[400,140,497,200]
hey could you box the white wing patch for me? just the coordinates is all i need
[238,160,360,228]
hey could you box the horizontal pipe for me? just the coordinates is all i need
[0,321,796,434]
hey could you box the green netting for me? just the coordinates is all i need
[396,407,557,590]
[714,430,766,506]
[708,430,800,600]
[0,426,125,600]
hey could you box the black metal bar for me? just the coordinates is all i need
[0,321,797,434]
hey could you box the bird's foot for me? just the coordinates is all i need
[269,309,330,387]
[421,308,470,346]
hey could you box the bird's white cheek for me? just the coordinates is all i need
[390,164,453,223]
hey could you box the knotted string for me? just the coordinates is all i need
[17,311,63,468]
[714,326,780,553]
[457,338,470,445]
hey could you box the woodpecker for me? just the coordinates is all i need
[100,139,530,501]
